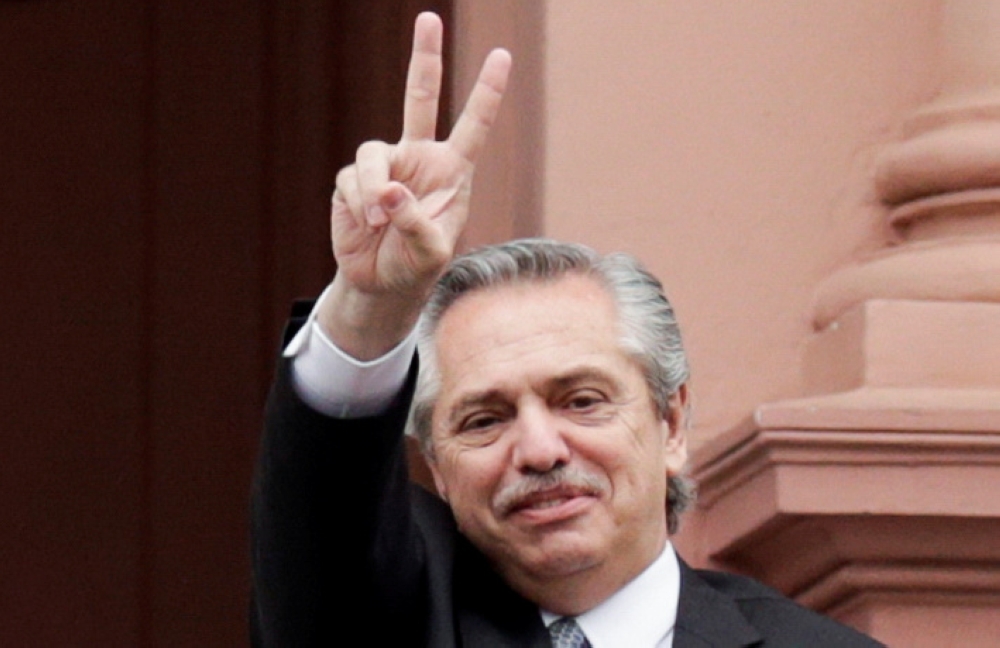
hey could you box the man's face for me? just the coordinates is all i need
[427,274,687,605]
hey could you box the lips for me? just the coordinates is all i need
[506,485,596,515]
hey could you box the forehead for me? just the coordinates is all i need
[431,274,636,396]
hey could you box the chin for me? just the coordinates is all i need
[513,535,604,580]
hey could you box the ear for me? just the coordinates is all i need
[661,384,689,476]
[427,456,450,503]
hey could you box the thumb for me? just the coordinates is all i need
[381,181,450,270]
[380,182,421,233]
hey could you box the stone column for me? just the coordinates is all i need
[690,3,1000,646]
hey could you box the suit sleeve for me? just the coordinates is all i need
[250,307,427,647]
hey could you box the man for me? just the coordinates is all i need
[251,12,884,647]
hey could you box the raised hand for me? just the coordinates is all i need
[321,12,511,359]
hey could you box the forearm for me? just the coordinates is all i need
[251,336,425,646]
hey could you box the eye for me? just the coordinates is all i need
[458,411,503,433]
[563,390,606,412]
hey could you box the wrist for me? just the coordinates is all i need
[317,274,424,361]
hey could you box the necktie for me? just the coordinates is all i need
[548,617,592,648]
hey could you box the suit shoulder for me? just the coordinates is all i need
[694,569,885,647]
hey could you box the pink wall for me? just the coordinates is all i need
[451,2,1000,646]
[455,0,941,444]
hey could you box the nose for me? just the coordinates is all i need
[510,404,572,474]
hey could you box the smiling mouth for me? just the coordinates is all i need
[504,486,598,518]
[529,497,575,510]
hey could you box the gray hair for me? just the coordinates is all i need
[408,238,695,533]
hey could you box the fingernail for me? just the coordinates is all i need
[381,187,405,212]
[367,206,388,226]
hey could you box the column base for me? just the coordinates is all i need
[689,387,1000,645]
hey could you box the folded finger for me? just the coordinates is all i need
[448,48,511,162]
[356,140,393,226]
[334,165,365,225]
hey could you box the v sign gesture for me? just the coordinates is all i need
[321,12,512,360]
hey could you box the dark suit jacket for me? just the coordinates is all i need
[251,309,884,647]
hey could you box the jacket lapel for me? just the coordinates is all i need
[673,560,762,648]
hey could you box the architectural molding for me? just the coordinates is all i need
[692,390,1000,635]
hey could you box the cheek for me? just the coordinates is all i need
[595,418,661,469]
[434,445,506,508]
[587,430,668,497]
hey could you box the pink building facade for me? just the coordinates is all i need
[452,2,1000,646]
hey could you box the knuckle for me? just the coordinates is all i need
[335,166,354,187]
[356,140,387,158]
[406,84,437,103]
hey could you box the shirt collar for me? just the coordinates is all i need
[541,542,680,648]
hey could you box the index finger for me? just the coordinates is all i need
[448,48,512,163]
[401,12,444,142]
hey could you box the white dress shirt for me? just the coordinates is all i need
[541,544,679,648]
[285,294,681,647]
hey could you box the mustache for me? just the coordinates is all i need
[493,465,609,516]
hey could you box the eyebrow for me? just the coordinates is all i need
[548,368,617,393]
